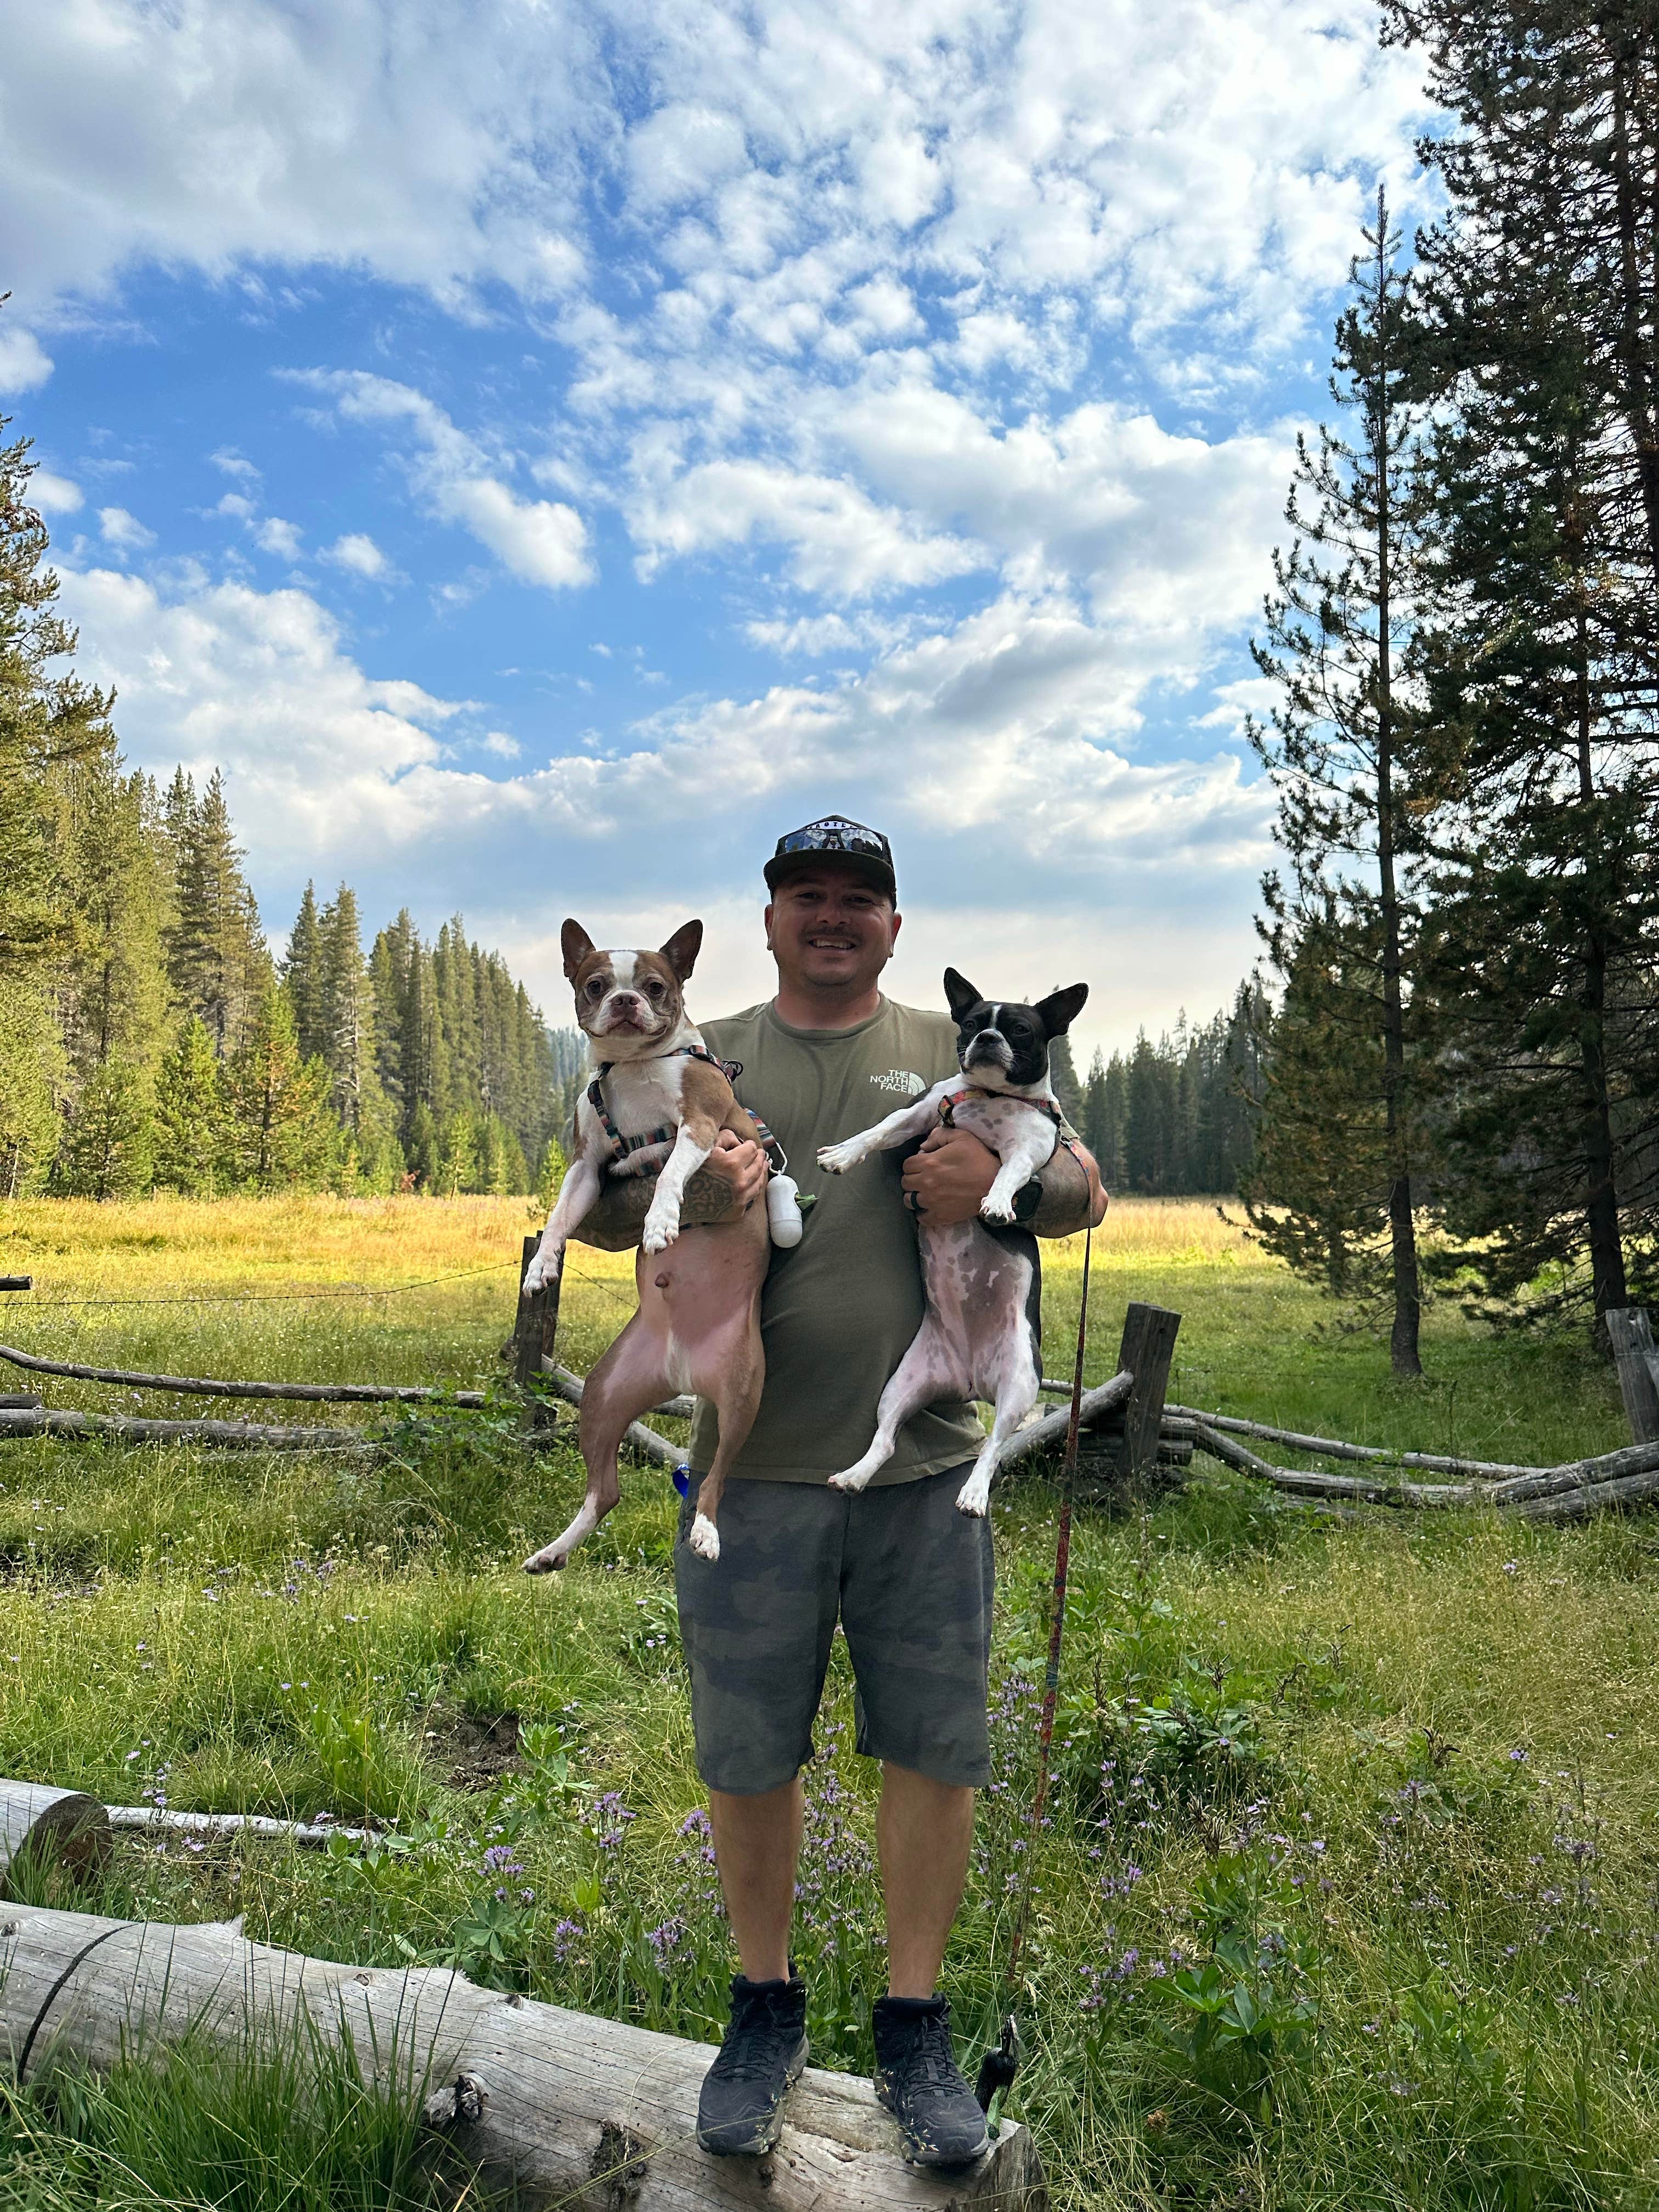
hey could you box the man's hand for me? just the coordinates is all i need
[901,1125,1108,1235]
[701,1128,769,1212]
[901,1126,998,1226]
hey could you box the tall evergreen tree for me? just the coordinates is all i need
[1249,189,1435,1372]
[222,983,337,1193]
[153,1015,226,1197]
[283,882,325,1060]
[167,769,270,1053]
[56,1054,155,1200]
[1391,0,1659,1332]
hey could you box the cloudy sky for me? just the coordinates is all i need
[4,1,1437,1056]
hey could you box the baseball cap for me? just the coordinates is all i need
[764,816,898,904]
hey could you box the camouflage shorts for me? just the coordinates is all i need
[674,1465,995,1796]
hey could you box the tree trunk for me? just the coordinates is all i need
[1371,199,1424,1378]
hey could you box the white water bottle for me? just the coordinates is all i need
[767,1173,804,1247]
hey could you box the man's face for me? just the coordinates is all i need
[765,865,900,996]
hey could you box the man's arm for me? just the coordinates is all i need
[571,1130,770,1251]
[900,1125,1107,1235]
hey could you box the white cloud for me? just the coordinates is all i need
[215,492,256,521]
[323,531,388,578]
[481,729,521,758]
[630,458,984,598]
[253,516,304,559]
[55,563,465,862]
[290,370,594,591]
[30,468,82,515]
[98,505,155,551]
[211,447,261,482]
[0,323,53,392]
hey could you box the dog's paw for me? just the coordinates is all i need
[979,1193,1018,1224]
[828,1464,874,1493]
[523,1542,568,1575]
[641,1209,681,1255]
[955,1476,991,1517]
[817,1139,865,1175]
[688,1511,721,1561]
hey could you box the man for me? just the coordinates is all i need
[573,816,1104,2166]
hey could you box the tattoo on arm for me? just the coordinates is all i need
[1029,1144,1094,1238]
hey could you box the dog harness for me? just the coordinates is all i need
[937,1085,1080,1159]
[587,1043,784,1169]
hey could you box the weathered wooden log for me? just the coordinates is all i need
[512,1233,562,1403]
[1191,1421,1659,1521]
[0,1781,112,1881]
[0,1407,371,1450]
[1166,1404,1546,1481]
[546,1364,684,1471]
[0,1277,31,1293]
[992,1372,1135,1471]
[104,1806,376,1848]
[0,1904,1045,2211]
[1607,1308,1659,1446]
[0,1342,487,1407]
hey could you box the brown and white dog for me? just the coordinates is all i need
[520,918,771,1569]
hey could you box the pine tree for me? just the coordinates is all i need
[0,979,64,1198]
[1248,189,1436,1371]
[56,1054,155,1200]
[1391,0,1659,1332]
[60,756,169,1085]
[1082,1051,1111,1178]
[167,769,270,1053]
[153,1015,226,1196]
[283,882,325,1060]
[222,983,338,1192]
[0,392,116,984]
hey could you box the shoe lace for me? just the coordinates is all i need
[891,2009,964,2101]
[714,1991,798,2081]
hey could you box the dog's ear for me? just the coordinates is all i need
[561,919,596,980]
[658,919,703,982]
[1035,982,1088,1037]
[943,967,982,1023]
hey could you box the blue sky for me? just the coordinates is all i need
[3,0,1437,1058]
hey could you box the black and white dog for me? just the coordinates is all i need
[818,968,1088,1516]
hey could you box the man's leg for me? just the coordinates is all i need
[840,1466,994,2166]
[879,1763,975,1997]
[707,1778,804,1984]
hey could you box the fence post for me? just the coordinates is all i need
[1113,1301,1182,1485]
[1607,1308,1659,1446]
[510,1233,562,1408]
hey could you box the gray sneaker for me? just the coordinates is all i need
[873,1994,991,2168]
[696,1973,808,2156]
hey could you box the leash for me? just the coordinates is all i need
[974,1218,1093,2123]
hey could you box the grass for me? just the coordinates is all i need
[0,1194,1653,2209]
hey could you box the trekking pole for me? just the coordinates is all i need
[975,1220,1093,2126]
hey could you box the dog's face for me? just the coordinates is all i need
[562,919,702,1052]
[942,968,1088,1091]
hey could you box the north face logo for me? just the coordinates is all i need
[872,1068,926,1097]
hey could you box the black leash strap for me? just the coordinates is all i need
[14,1920,133,2082]
[976,1221,1093,2116]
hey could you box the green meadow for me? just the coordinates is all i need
[0,1194,1653,2210]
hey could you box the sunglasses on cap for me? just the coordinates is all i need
[774,817,891,864]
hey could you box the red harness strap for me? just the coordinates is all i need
[937,1085,1080,1158]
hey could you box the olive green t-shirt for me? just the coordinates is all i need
[687,997,984,1486]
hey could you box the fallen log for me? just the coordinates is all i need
[0,1343,487,1407]
[1191,1422,1659,1522]
[0,1406,371,1451]
[1167,1404,1547,1481]
[0,1903,1044,2211]
[0,1781,112,1881]
[994,1371,1135,1471]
